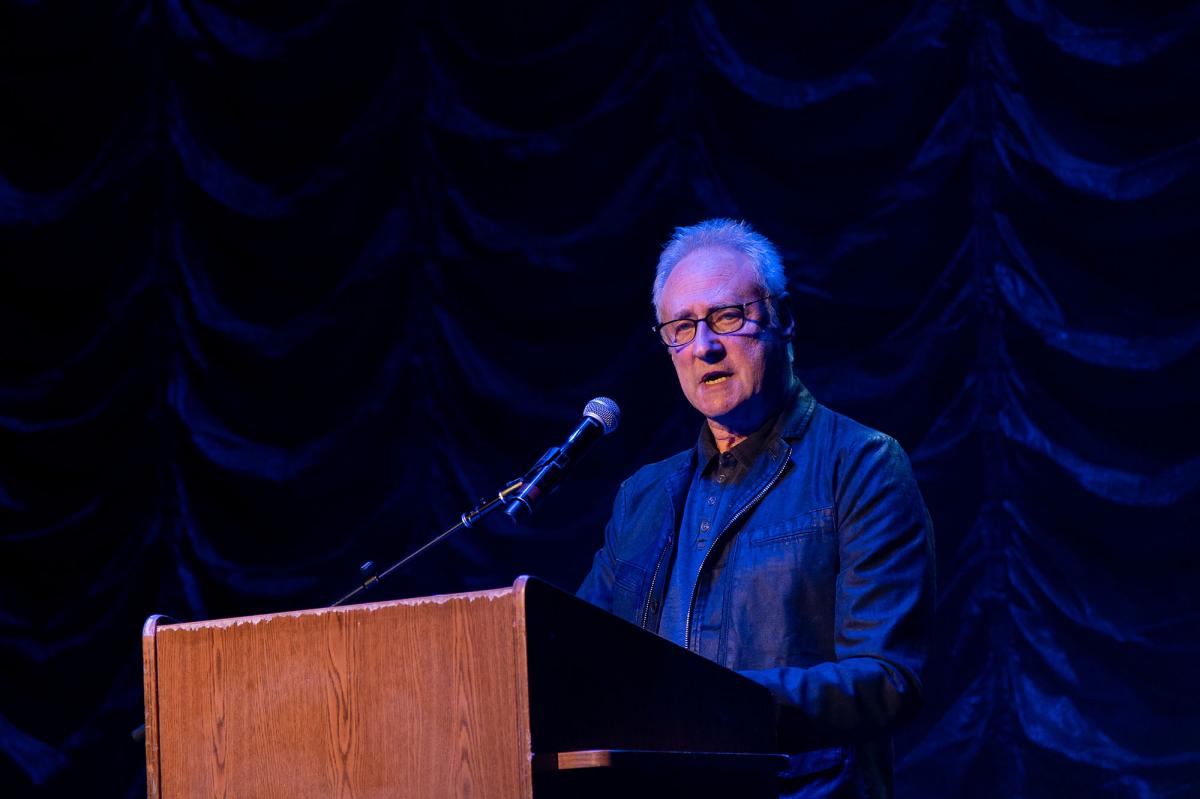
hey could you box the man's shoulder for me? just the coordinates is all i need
[777,382,900,458]
[804,400,907,461]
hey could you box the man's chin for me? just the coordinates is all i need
[697,401,750,430]
[699,397,778,437]
[688,392,736,419]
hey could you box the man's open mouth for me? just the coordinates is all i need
[701,371,732,385]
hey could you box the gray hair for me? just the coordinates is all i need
[652,218,787,319]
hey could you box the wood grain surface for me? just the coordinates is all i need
[149,587,529,799]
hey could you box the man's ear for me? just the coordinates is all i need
[774,294,795,339]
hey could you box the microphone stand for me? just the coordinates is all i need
[329,474,534,607]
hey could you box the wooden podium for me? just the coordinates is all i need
[142,577,786,798]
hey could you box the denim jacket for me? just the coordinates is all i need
[577,384,936,798]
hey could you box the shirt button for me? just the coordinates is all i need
[707,495,716,506]
[716,473,726,483]
[700,520,711,532]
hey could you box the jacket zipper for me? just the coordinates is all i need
[639,532,673,629]
[683,444,791,651]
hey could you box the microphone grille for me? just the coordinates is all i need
[583,397,620,434]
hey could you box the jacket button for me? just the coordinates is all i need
[649,598,659,613]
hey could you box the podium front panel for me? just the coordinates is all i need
[148,589,531,799]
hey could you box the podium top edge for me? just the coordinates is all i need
[148,578,536,633]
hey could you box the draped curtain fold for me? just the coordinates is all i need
[1,1,1197,796]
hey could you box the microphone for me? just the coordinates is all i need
[504,397,620,521]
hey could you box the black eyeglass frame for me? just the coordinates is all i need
[652,295,775,348]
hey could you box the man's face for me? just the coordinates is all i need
[658,246,791,433]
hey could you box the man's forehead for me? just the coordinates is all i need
[661,247,762,315]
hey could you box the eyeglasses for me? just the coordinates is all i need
[653,296,773,347]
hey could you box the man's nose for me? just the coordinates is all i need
[691,320,725,360]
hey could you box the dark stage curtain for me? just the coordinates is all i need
[1,1,1197,796]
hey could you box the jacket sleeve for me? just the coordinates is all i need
[738,434,936,750]
[575,480,628,613]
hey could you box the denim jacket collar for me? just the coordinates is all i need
[662,379,817,519]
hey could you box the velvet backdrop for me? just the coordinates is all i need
[1,1,1197,796]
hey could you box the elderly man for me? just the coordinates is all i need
[577,219,935,798]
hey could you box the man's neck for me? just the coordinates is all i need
[705,377,799,453]
[706,421,748,453]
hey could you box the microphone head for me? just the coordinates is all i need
[583,397,620,434]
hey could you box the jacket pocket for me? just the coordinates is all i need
[611,559,647,623]
[746,506,834,547]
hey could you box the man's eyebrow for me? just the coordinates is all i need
[667,300,744,320]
